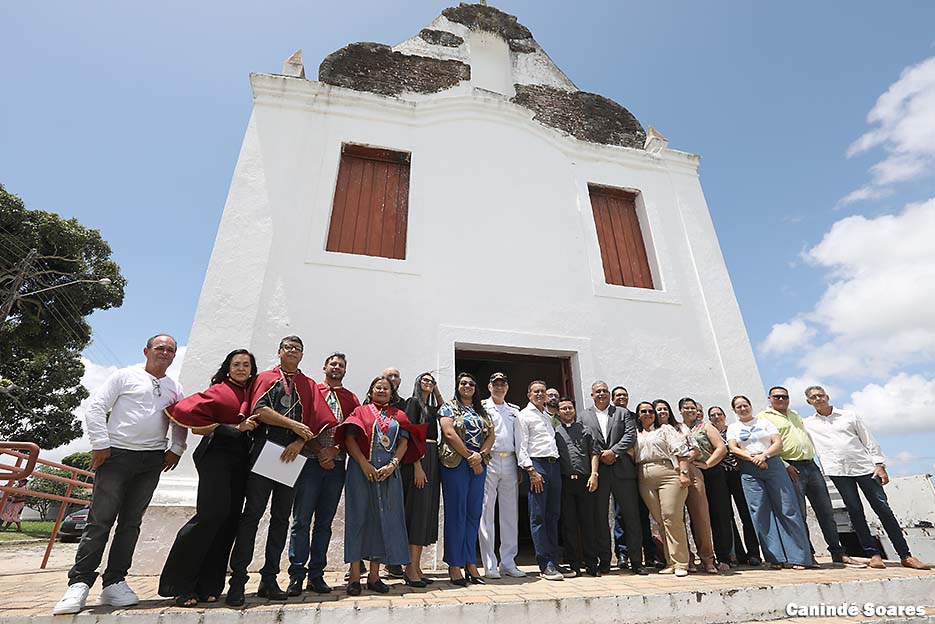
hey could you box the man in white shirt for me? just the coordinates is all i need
[478,373,525,579]
[54,334,187,615]
[804,385,931,570]
[517,380,566,581]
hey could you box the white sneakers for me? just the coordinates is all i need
[52,580,139,615]
[485,567,502,579]
[499,564,527,578]
[99,581,140,607]
[52,582,90,615]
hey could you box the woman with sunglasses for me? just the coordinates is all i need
[338,376,426,595]
[727,395,811,570]
[438,372,495,586]
[635,401,692,576]
[159,349,259,607]
[401,372,444,586]
[707,406,762,566]
[680,397,732,572]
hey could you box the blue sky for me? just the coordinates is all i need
[2,1,934,471]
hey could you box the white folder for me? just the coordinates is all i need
[251,440,306,487]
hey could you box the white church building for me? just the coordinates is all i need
[164,3,763,506]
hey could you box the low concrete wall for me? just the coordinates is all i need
[12,575,935,624]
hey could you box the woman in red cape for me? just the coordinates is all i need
[336,375,426,596]
[158,349,259,607]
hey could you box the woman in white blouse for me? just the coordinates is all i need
[726,395,812,569]
[634,401,692,576]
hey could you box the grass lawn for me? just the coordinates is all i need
[0,520,55,541]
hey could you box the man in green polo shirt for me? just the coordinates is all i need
[757,385,865,569]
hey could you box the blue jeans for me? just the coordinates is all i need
[830,474,910,559]
[288,459,346,581]
[789,459,844,557]
[740,456,811,566]
[528,458,562,571]
[440,459,486,567]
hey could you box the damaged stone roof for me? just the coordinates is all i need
[319,42,470,97]
[316,3,646,150]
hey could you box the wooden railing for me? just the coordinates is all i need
[0,441,95,568]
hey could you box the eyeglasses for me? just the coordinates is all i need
[547,393,560,399]
[280,344,303,352]
[808,393,827,400]
[638,409,654,414]
[152,345,176,354]
[770,394,789,400]
[421,378,436,385]
[459,380,476,387]
[151,378,162,397]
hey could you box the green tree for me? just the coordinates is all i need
[61,451,92,474]
[24,466,91,521]
[0,184,126,448]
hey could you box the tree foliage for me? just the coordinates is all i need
[25,465,91,521]
[0,184,126,448]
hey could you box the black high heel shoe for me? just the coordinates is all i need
[448,575,468,587]
[466,574,485,585]
[403,576,427,588]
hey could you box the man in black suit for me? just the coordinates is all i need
[578,381,649,575]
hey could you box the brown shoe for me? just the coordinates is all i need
[868,555,886,569]
[901,556,932,570]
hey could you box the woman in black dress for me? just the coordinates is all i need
[159,349,259,607]
[401,372,443,586]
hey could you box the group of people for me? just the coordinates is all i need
[51,333,931,615]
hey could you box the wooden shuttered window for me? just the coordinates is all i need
[326,144,411,260]
[589,185,654,289]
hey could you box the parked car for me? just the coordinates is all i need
[58,507,90,542]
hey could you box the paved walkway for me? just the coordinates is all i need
[0,545,932,622]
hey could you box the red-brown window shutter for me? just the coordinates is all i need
[326,144,411,260]
[589,185,654,289]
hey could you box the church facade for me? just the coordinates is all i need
[180,2,763,448]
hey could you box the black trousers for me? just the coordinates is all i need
[68,448,164,587]
[594,467,643,569]
[561,475,598,569]
[725,468,761,562]
[159,433,249,598]
[701,464,735,564]
[229,469,295,584]
[614,497,658,564]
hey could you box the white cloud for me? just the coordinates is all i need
[842,57,935,202]
[836,185,892,208]
[760,319,815,356]
[845,373,935,434]
[44,347,186,463]
[785,199,935,380]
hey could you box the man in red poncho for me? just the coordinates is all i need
[226,336,337,606]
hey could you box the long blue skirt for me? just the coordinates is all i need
[343,423,411,565]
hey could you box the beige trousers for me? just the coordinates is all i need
[638,461,689,569]
[685,464,716,566]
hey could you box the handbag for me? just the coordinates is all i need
[437,435,463,469]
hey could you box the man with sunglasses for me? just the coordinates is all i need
[227,336,332,605]
[757,386,865,569]
[55,334,186,615]
[478,372,525,579]
[804,385,930,570]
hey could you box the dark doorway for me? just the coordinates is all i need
[454,350,575,405]
[454,349,575,567]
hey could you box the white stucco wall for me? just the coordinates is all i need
[159,75,764,502]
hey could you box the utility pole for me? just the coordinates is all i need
[0,249,37,322]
